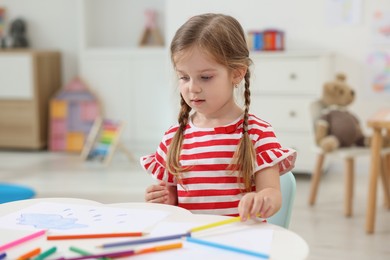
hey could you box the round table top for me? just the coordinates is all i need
[0,198,309,259]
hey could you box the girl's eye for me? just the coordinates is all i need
[201,76,213,80]
[179,76,189,81]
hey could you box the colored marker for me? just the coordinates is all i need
[58,242,182,260]
[188,216,242,233]
[136,242,182,255]
[47,232,147,240]
[17,247,41,260]
[68,246,109,260]
[188,214,262,234]
[185,237,269,259]
[35,246,57,260]
[55,249,134,260]
[0,230,46,252]
[0,252,6,260]
[98,232,189,248]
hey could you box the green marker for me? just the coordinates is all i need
[69,246,110,260]
[34,246,57,260]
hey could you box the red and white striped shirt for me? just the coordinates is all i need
[140,114,296,216]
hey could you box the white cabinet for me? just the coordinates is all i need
[0,50,61,149]
[250,51,333,173]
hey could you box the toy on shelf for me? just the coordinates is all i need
[9,18,29,48]
[81,118,135,165]
[139,9,164,47]
[247,29,284,51]
[49,77,101,153]
[0,7,6,48]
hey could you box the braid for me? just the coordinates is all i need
[229,70,256,191]
[242,70,251,133]
[166,95,192,177]
[178,96,191,131]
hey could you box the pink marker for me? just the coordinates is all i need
[0,230,46,252]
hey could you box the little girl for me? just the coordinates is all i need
[141,13,296,221]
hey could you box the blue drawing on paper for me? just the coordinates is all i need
[17,213,88,230]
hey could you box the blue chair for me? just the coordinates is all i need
[267,171,296,228]
[0,183,36,203]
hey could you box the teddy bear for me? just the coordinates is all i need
[9,18,29,48]
[314,73,370,153]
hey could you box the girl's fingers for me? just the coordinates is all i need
[250,195,263,218]
[149,195,168,204]
[239,194,254,221]
[259,197,273,218]
[145,183,169,202]
[146,183,166,193]
[145,192,163,202]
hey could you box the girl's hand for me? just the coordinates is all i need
[145,181,178,205]
[238,188,281,221]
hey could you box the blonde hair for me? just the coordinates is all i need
[167,13,255,191]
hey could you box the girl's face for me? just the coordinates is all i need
[175,47,240,122]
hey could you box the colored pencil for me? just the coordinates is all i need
[0,230,46,252]
[16,247,41,260]
[47,232,147,240]
[185,237,269,259]
[135,242,182,255]
[56,242,182,260]
[188,216,242,233]
[69,246,110,260]
[0,253,6,260]
[35,246,57,260]
[54,250,134,260]
[188,214,262,234]
[98,232,189,248]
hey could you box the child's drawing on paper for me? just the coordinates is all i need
[17,213,87,230]
[0,202,170,233]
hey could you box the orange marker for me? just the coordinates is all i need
[17,247,41,260]
[136,242,183,255]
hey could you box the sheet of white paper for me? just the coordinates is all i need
[0,202,170,233]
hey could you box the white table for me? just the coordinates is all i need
[0,198,309,259]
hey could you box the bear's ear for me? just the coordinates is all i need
[324,83,337,95]
[336,73,346,82]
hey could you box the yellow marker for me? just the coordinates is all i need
[189,214,262,234]
[189,216,242,233]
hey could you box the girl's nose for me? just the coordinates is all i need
[188,80,201,93]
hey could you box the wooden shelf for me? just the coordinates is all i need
[0,50,61,149]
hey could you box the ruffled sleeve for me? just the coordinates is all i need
[255,147,296,176]
[250,120,297,176]
[140,131,177,185]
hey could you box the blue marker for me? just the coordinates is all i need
[185,237,269,259]
[0,252,7,260]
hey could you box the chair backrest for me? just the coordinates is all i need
[309,99,327,149]
[267,171,296,228]
[0,183,36,204]
[310,99,326,125]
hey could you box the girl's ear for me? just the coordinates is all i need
[232,67,247,85]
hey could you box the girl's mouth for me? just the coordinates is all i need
[191,99,205,105]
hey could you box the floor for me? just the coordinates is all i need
[1,150,389,260]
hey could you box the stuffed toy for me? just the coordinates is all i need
[315,73,370,153]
